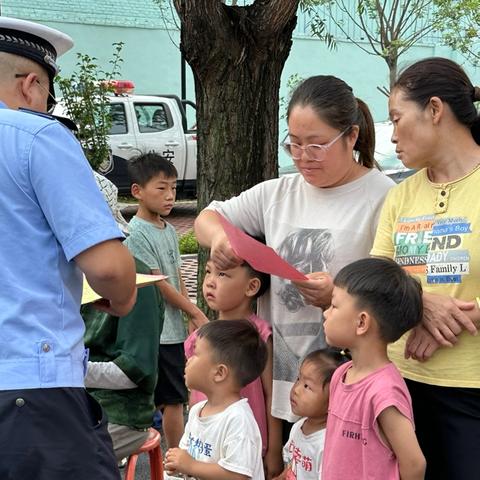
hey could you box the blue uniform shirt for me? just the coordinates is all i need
[0,102,123,390]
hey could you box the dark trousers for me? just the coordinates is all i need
[406,379,480,480]
[0,388,120,480]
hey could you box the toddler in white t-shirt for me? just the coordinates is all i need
[165,319,267,480]
[277,348,348,480]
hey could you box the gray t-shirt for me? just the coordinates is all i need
[125,216,186,344]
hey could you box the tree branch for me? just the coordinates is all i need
[336,0,378,41]
[355,4,383,55]
[394,0,414,32]
[375,0,387,48]
[328,4,383,57]
[397,24,435,55]
[386,0,400,28]
[402,1,434,30]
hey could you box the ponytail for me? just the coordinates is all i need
[471,86,480,145]
[354,98,376,168]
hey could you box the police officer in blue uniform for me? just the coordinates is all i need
[0,17,137,479]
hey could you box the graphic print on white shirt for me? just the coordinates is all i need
[179,399,264,479]
[275,228,334,313]
[282,419,325,479]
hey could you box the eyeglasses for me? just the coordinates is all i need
[281,128,350,162]
[15,73,57,113]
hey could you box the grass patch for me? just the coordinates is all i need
[179,230,198,254]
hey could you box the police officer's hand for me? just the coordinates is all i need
[92,289,137,317]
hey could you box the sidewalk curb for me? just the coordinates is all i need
[180,253,198,260]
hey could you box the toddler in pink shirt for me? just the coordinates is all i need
[322,258,426,480]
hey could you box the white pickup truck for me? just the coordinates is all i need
[101,91,197,197]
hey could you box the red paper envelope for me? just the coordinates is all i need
[217,213,307,281]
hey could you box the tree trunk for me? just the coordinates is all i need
[174,0,300,312]
[387,55,398,91]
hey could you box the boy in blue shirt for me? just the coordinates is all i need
[125,153,208,449]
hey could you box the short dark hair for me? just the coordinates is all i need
[242,262,270,299]
[128,152,178,186]
[302,347,350,388]
[197,319,268,388]
[334,257,423,343]
[393,57,480,145]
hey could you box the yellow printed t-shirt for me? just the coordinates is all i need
[371,167,480,388]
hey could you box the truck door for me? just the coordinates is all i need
[132,101,186,181]
[106,99,139,194]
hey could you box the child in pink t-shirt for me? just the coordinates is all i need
[321,258,426,480]
[184,258,283,478]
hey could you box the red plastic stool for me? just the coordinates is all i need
[125,428,163,480]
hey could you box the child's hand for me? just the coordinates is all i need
[272,469,288,480]
[165,448,194,475]
[263,448,284,479]
[188,311,209,331]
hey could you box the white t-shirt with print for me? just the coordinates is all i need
[208,170,394,421]
[283,419,325,479]
[179,398,264,479]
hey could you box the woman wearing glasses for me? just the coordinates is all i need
[194,75,394,478]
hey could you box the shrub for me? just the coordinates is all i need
[55,42,124,170]
[179,230,198,254]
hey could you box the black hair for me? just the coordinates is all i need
[393,57,480,145]
[197,319,268,388]
[287,75,376,168]
[302,347,351,388]
[242,261,270,299]
[334,257,423,343]
[128,152,178,186]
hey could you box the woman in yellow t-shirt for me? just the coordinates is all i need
[371,57,480,480]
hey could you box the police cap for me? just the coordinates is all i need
[0,17,73,108]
